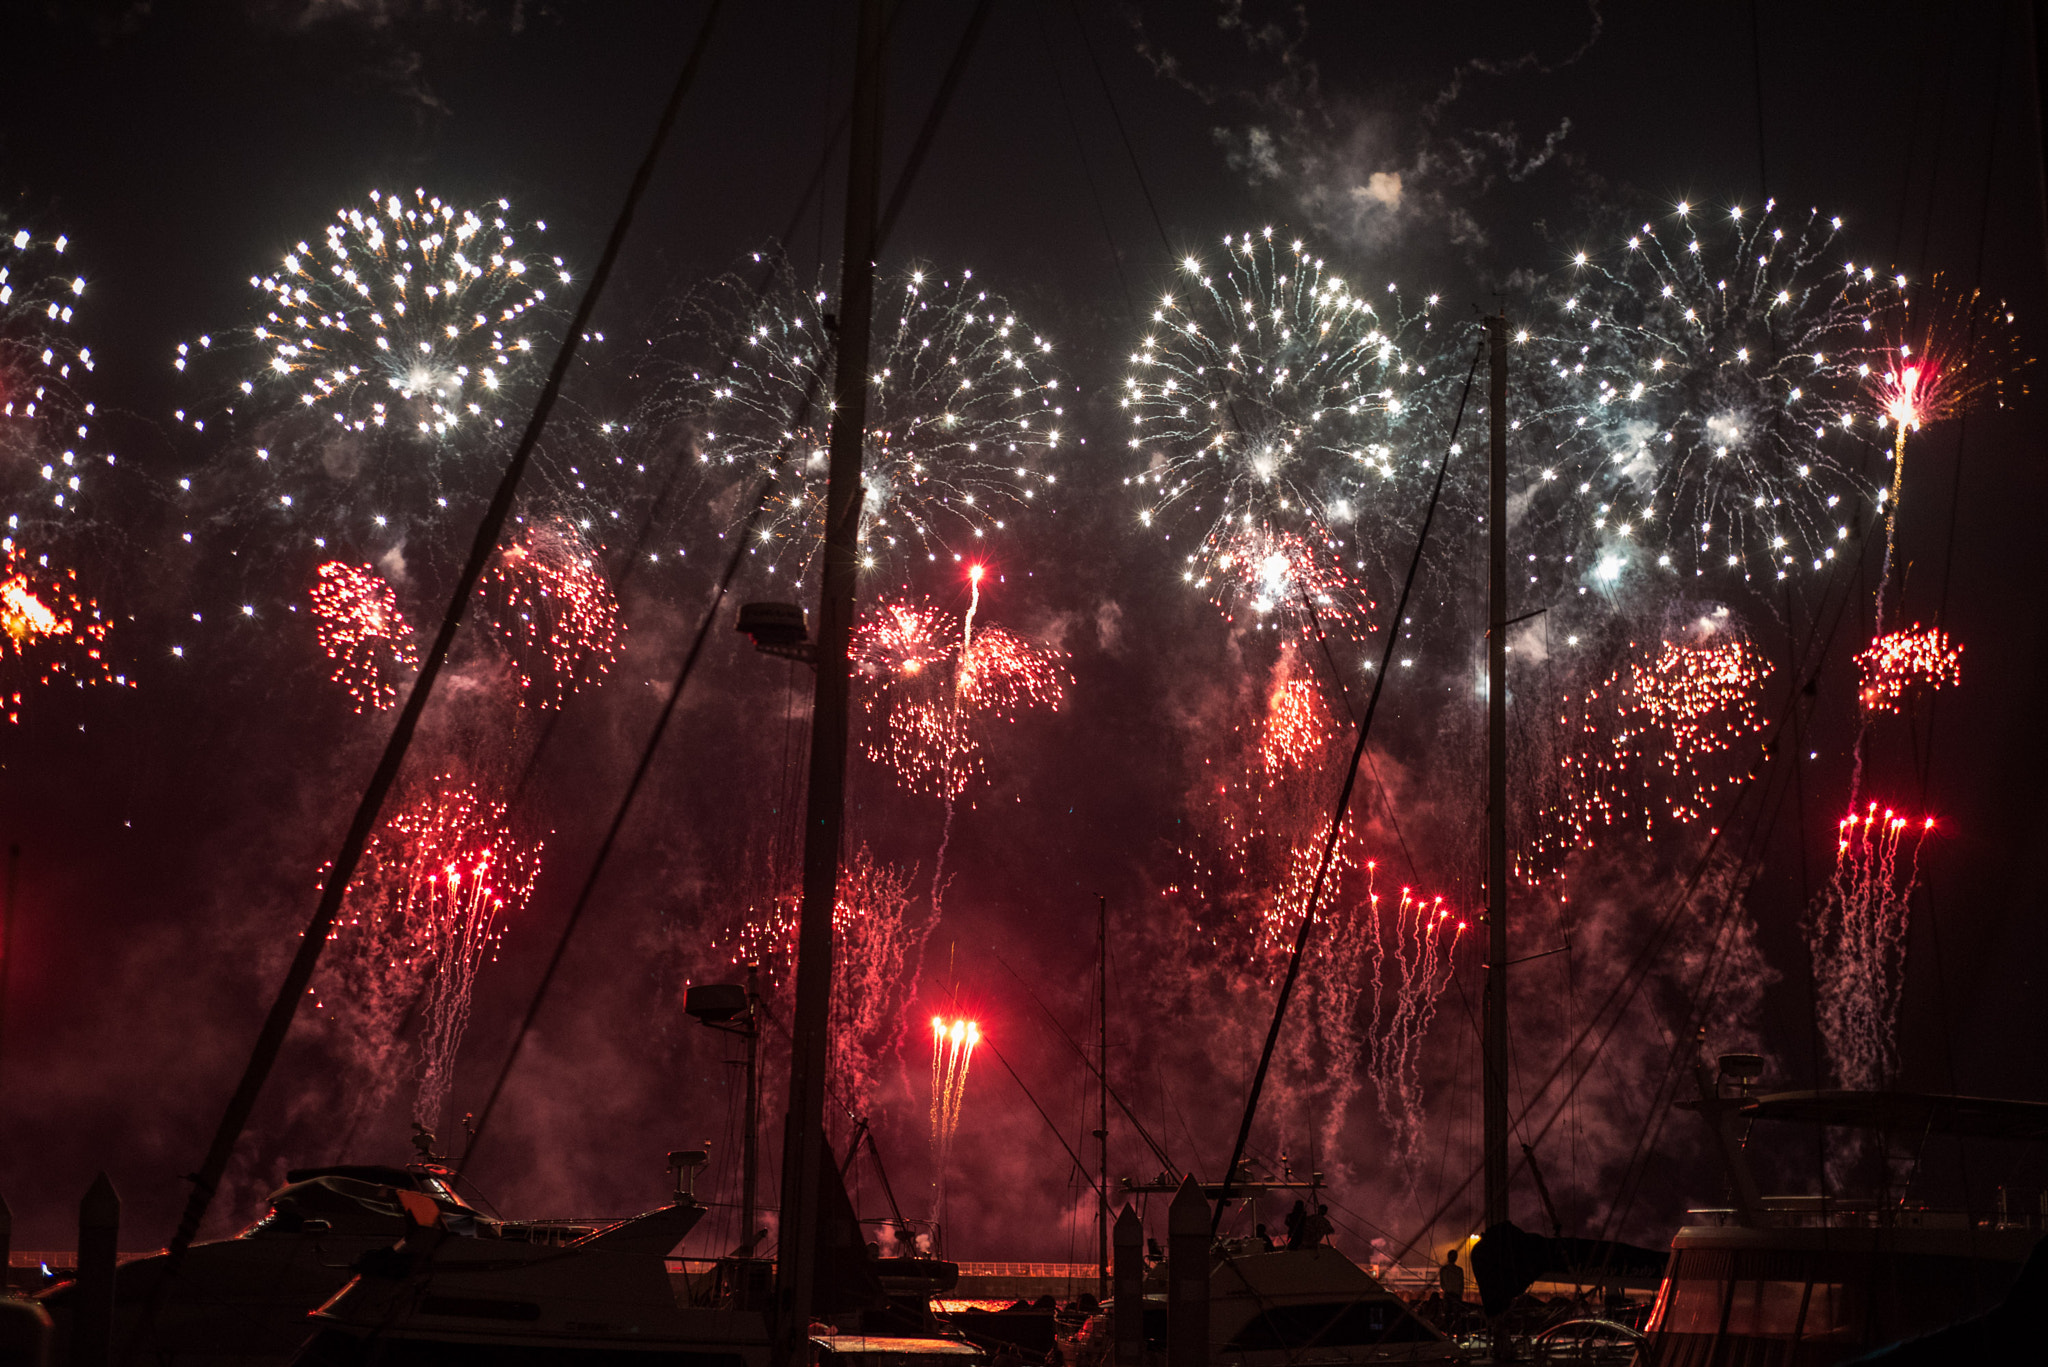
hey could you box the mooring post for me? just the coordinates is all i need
[73,1172,118,1367]
[1166,1176,1209,1367]
[1113,1203,1143,1367]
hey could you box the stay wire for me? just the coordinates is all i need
[1211,335,1485,1234]
[1382,508,1880,1267]
[1064,0,1173,259]
[151,0,724,1280]
[460,5,994,1171]
[1038,8,1137,322]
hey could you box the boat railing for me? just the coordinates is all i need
[1686,1200,2047,1231]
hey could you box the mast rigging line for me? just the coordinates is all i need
[992,951,1179,1176]
[461,0,996,1173]
[1211,334,1487,1236]
[982,1035,1109,1209]
[152,0,726,1287]
[1377,511,1885,1270]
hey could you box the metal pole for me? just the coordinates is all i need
[743,963,760,1252]
[1097,894,1110,1302]
[0,843,16,1092]
[1483,313,1511,1235]
[776,0,884,1356]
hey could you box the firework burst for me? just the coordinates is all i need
[1856,624,1960,713]
[480,514,621,709]
[665,258,1062,585]
[1122,229,1449,632]
[170,189,578,580]
[309,560,418,711]
[852,575,1068,802]
[1525,200,1890,587]
[330,777,543,1130]
[1525,626,1772,875]
[0,546,125,725]
[2,223,106,546]
[1808,803,1932,1090]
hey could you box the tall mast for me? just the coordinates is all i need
[776,0,885,1355]
[1096,894,1110,1301]
[1483,313,1511,1234]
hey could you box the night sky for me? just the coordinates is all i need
[2,0,2045,1268]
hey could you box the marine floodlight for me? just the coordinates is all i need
[735,600,814,665]
[685,982,750,1024]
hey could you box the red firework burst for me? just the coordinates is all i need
[1,546,123,724]
[309,560,418,711]
[481,514,621,709]
[1856,624,1961,713]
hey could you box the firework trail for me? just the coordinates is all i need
[657,258,1063,586]
[1362,871,1464,1182]
[309,560,418,711]
[717,844,933,1120]
[328,777,543,1131]
[480,514,621,709]
[1863,277,2027,630]
[1523,200,1891,590]
[853,571,1068,899]
[1807,804,1931,1090]
[1120,228,1453,634]
[2,223,108,547]
[1856,624,1960,714]
[928,1015,979,1224]
[0,546,126,725]
[1525,626,1772,877]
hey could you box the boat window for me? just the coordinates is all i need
[1722,1279,1805,1338]
[1659,1279,1726,1336]
[1799,1282,1863,1341]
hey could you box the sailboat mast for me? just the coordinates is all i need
[1483,313,1511,1233]
[776,0,885,1353]
[1097,893,1110,1301]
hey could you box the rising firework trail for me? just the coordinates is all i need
[1864,277,2027,630]
[852,569,1067,901]
[658,259,1063,586]
[480,514,622,709]
[308,560,418,712]
[1807,804,1932,1091]
[1120,228,1448,634]
[928,1015,979,1224]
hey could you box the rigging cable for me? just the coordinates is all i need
[1211,335,1486,1234]
[150,0,726,1281]
[459,0,995,1172]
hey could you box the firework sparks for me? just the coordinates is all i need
[308,561,417,711]
[1123,229,1445,632]
[1808,803,1932,1090]
[481,514,621,709]
[1363,869,1465,1180]
[0,546,124,725]
[2,223,105,545]
[1529,630,1771,873]
[666,260,1061,585]
[182,188,561,439]
[1856,624,1960,713]
[330,777,543,1130]
[928,1015,980,1222]
[1866,279,2028,627]
[853,578,1068,802]
[1527,201,1888,586]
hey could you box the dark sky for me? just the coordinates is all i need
[2,0,2044,1265]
